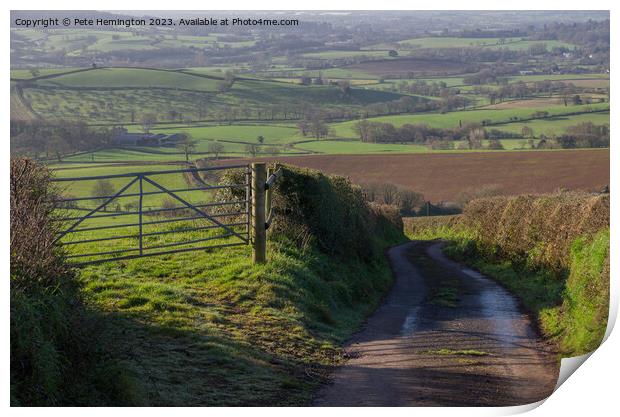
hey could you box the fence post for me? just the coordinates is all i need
[251,163,267,264]
[138,175,143,255]
[265,166,273,221]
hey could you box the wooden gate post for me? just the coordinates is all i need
[251,163,267,264]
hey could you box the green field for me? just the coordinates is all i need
[19,67,406,123]
[493,111,611,136]
[10,28,254,58]
[52,163,199,208]
[53,102,609,162]
[364,37,576,51]
[330,103,610,138]
[504,73,610,83]
[37,68,221,91]
[11,54,610,157]
[301,50,400,59]
[11,67,82,80]
[146,123,301,144]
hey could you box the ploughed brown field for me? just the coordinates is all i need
[223,149,609,202]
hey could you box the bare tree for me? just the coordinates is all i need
[396,190,424,215]
[208,141,225,159]
[176,133,197,162]
[92,179,115,211]
[245,143,259,157]
[379,183,399,205]
[141,113,157,134]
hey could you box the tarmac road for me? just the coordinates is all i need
[314,240,559,406]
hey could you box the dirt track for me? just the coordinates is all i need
[314,241,559,406]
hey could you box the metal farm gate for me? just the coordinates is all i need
[51,163,280,266]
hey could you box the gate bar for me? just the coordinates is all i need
[51,164,248,182]
[53,176,139,244]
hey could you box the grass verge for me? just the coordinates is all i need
[69,164,404,405]
[405,197,609,358]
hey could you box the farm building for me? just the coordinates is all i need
[112,127,184,147]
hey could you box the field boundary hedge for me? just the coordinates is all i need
[404,191,610,356]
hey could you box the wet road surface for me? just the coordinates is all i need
[314,241,559,406]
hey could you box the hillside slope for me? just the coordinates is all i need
[73,165,404,405]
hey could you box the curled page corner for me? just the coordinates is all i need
[554,352,594,391]
[503,398,549,415]
[553,287,617,392]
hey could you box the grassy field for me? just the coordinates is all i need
[145,123,301,144]
[52,163,203,208]
[37,68,221,91]
[301,50,399,59]
[46,164,405,405]
[330,103,610,137]
[18,67,405,123]
[10,28,253,57]
[71,229,394,405]
[365,37,576,51]
[51,103,609,162]
[11,67,82,80]
[493,111,610,136]
[10,88,37,121]
[11,61,609,158]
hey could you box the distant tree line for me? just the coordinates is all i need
[10,120,113,160]
[353,119,609,150]
[555,122,610,149]
[360,182,425,216]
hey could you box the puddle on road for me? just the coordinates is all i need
[401,262,522,341]
[401,306,421,336]
[463,268,523,343]
[461,268,484,279]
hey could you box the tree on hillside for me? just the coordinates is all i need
[176,134,197,162]
[297,119,310,136]
[306,113,329,139]
[167,109,179,121]
[141,113,157,134]
[257,135,265,144]
[217,80,231,93]
[354,119,371,142]
[338,80,352,99]
[467,127,485,150]
[208,141,225,159]
[197,101,209,120]
[379,183,399,205]
[224,70,235,85]
[265,146,281,156]
[396,189,424,215]
[49,135,71,162]
[521,126,534,139]
[245,144,259,157]
[487,138,505,150]
[92,179,115,211]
